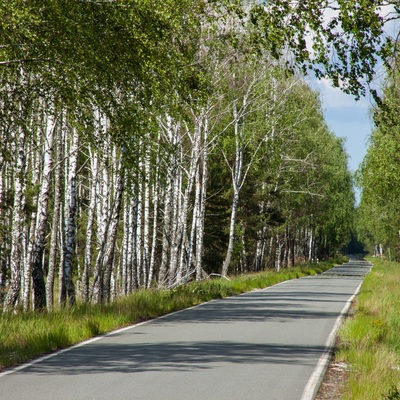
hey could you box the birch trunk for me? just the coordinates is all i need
[82,147,98,303]
[195,113,209,281]
[22,123,41,311]
[147,132,161,288]
[30,113,55,310]
[4,128,26,311]
[221,104,243,277]
[46,117,63,311]
[131,199,139,290]
[240,233,248,273]
[102,149,123,302]
[0,151,6,303]
[91,131,111,302]
[121,199,131,295]
[290,227,295,267]
[158,180,172,286]
[91,171,123,303]
[102,174,123,303]
[158,117,175,286]
[188,166,200,276]
[276,234,283,271]
[142,139,151,287]
[176,124,199,284]
[62,128,78,307]
[147,183,158,288]
[267,236,276,269]
[254,230,265,272]
[308,228,314,262]
[135,192,142,287]
[168,145,183,286]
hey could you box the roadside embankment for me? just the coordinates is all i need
[334,257,400,399]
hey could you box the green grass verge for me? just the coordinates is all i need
[0,257,346,372]
[337,257,400,399]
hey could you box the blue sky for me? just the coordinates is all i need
[308,78,375,203]
[307,4,399,204]
[311,78,373,173]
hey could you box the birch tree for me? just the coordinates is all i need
[26,111,54,310]
[60,128,79,307]
[46,115,63,311]
[3,123,26,311]
[219,61,293,276]
[0,0,365,311]
[357,63,400,256]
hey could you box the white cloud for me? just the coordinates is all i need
[307,76,370,110]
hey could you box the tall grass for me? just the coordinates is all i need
[337,257,400,399]
[0,257,345,371]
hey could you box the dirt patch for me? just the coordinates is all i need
[315,358,349,400]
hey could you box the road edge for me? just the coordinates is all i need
[0,277,295,379]
[300,281,363,400]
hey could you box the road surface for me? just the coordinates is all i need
[0,258,371,400]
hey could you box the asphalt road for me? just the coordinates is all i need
[0,258,372,400]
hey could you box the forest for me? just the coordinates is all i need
[0,0,397,313]
[357,64,400,260]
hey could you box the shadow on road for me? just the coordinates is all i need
[22,340,326,375]
[19,260,371,379]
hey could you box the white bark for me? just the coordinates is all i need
[30,112,55,310]
[46,116,63,311]
[62,128,79,306]
[22,130,38,312]
[276,234,283,271]
[91,170,123,303]
[142,137,151,287]
[147,182,159,289]
[0,135,6,301]
[103,171,123,303]
[82,146,98,302]
[195,112,209,281]
[122,198,132,295]
[221,102,243,277]
[92,124,111,302]
[158,116,175,286]
[168,129,184,286]
[308,227,314,262]
[176,122,200,283]
[159,180,172,286]
[147,132,161,288]
[4,128,26,311]
[130,199,139,289]
[135,190,142,287]
[188,165,200,276]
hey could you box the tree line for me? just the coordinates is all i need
[349,3,400,259]
[356,60,400,258]
[4,0,394,312]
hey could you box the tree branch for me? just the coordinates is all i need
[0,58,56,66]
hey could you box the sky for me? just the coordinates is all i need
[308,78,375,204]
[307,3,399,204]
[311,78,373,173]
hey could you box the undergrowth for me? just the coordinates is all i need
[0,257,345,371]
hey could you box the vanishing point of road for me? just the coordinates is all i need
[0,258,372,400]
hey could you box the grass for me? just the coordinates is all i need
[336,257,400,399]
[0,257,346,372]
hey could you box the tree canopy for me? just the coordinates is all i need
[1,0,380,311]
[248,0,398,100]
